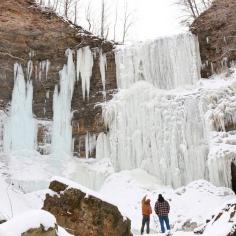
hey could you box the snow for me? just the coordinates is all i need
[99,169,235,234]
[0,210,56,236]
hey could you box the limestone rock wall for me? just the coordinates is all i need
[0,0,117,156]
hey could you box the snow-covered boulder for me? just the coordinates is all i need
[0,210,57,236]
[43,177,132,236]
[195,200,236,236]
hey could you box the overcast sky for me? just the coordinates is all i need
[131,0,186,40]
[41,0,187,41]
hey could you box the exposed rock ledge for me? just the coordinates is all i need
[43,177,133,236]
[191,0,236,78]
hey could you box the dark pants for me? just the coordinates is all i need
[141,215,150,234]
[158,216,170,233]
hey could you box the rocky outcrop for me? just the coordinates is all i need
[43,179,133,236]
[0,0,117,156]
[22,225,57,236]
[191,0,236,78]
[194,201,236,235]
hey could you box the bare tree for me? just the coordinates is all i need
[100,0,105,38]
[99,0,111,39]
[177,0,212,24]
[121,0,134,43]
[113,2,118,41]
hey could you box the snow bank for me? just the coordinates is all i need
[0,210,56,236]
[99,169,235,234]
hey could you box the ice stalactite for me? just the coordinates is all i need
[85,132,97,159]
[3,64,36,152]
[77,46,94,100]
[99,51,107,99]
[52,49,75,156]
[115,33,201,90]
[99,82,209,188]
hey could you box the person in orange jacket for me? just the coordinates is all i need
[141,195,152,235]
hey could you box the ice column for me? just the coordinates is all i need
[3,64,36,152]
[115,33,201,90]
[52,49,75,156]
[77,46,94,100]
[99,51,107,98]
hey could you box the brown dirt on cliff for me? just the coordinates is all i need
[191,0,236,78]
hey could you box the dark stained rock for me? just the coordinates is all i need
[191,0,236,78]
[43,179,133,236]
[0,0,117,156]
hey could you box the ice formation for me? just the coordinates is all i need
[115,33,201,90]
[4,64,36,152]
[99,82,209,187]
[99,51,107,98]
[85,132,97,159]
[97,33,236,189]
[52,49,75,156]
[77,46,94,100]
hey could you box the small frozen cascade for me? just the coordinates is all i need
[52,49,75,156]
[3,64,36,152]
[115,33,201,90]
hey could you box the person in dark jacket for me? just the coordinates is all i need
[141,195,152,235]
[154,194,170,233]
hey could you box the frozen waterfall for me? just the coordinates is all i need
[98,82,209,187]
[96,33,209,188]
[115,33,201,90]
[52,49,75,156]
[3,64,36,152]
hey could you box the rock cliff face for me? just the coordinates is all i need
[43,179,133,236]
[191,0,236,78]
[0,0,117,156]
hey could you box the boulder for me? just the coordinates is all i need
[194,201,236,235]
[43,178,133,236]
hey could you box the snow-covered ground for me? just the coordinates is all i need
[0,151,235,235]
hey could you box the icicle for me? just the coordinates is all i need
[51,49,76,156]
[27,60,33,80]
[3,64,36,152]
[45,59,50,80]
[99,51,107,99]
[76,46,94,100]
